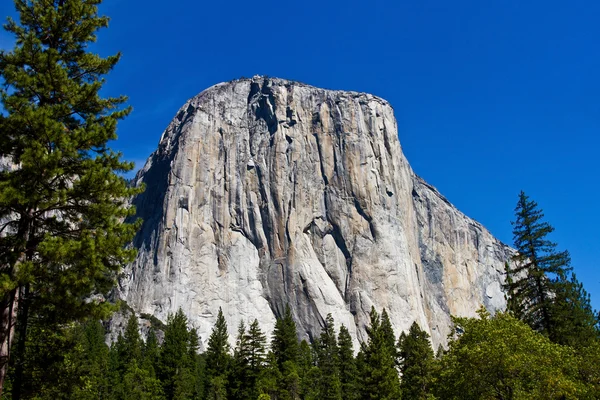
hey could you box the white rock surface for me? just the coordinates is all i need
[118,76,512,349]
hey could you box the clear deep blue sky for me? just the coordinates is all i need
[1,0,599,309]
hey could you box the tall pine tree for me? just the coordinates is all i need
[0,0,140,394]
[271,304,299,369]
[506,191,599,345]
[358,307,401,400]
[159,309,191,400]
[337,325,358,400]
[397,322,435,400]
[316,314,341,400]
[205,307,231,398]
[505,191,569,335]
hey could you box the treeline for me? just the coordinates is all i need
[4,192,600,400]
[6,303,600,400]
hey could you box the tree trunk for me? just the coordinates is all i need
[11,284,29,400]
[0,213,33,397]
[0,288,19,398]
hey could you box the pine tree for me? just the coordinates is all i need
[380,309,397,360]
[232,320,252,399]
[298,339,319,399]
[316,314,342,400]
[506,191,570,335]
[247,319,267,374]
[108,336,126,399]
[21,320,103,399]
[74,320,111,399]
[397,322,435,400]
[0,0,141,394]
[358,307,401,400]
[256,351,281,399]
[551,273,600,348]
[143,328,161,378]
[205,307,231,396]
[272,304,299,369]
[240,319,267,400]
[506,191,599,345]
[122,359,165,400]
[189,327,202,398]
[159,309,191,400]
[123,313,143,366]
[337,325,358,400]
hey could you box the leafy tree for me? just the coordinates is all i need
[272,304,299,368]
[337,325,358,400]
[435,309,593,399]
[358,307,401,400]
[0,0,140,394]
[397,322,435,400]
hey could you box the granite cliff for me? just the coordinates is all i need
[118,76,511,349]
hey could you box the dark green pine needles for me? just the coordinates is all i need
[0,0,141,395]
[505,191,599,347]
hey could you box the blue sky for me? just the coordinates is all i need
[1,0,599,309]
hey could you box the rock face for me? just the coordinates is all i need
[119,76,511,349]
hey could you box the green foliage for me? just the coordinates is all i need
[506,191,571,334]
[5,304,600,399]
[205,307,230,375]
[337,325,358,400]
[297,339,319,399]
[231,320,252,399]
[143,328,161,378]
[506,191,600,346]
[256,351,281,399]
[358,307,401,400]
[435,309,594,399]
[122,360,165,400]
[247,319,267,374]
[0,0,141,324]
[272,304,299,369]
[231,319,266,400]
[0,0,142,395]
[123,314,143,365]
[398,322,436,400]
[159,309,194,400]
[141,313,167,332]
[315,314,341,400]
[15,320,97,399]
[550,273,600,348]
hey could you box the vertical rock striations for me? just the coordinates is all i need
[120,76,511,349]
